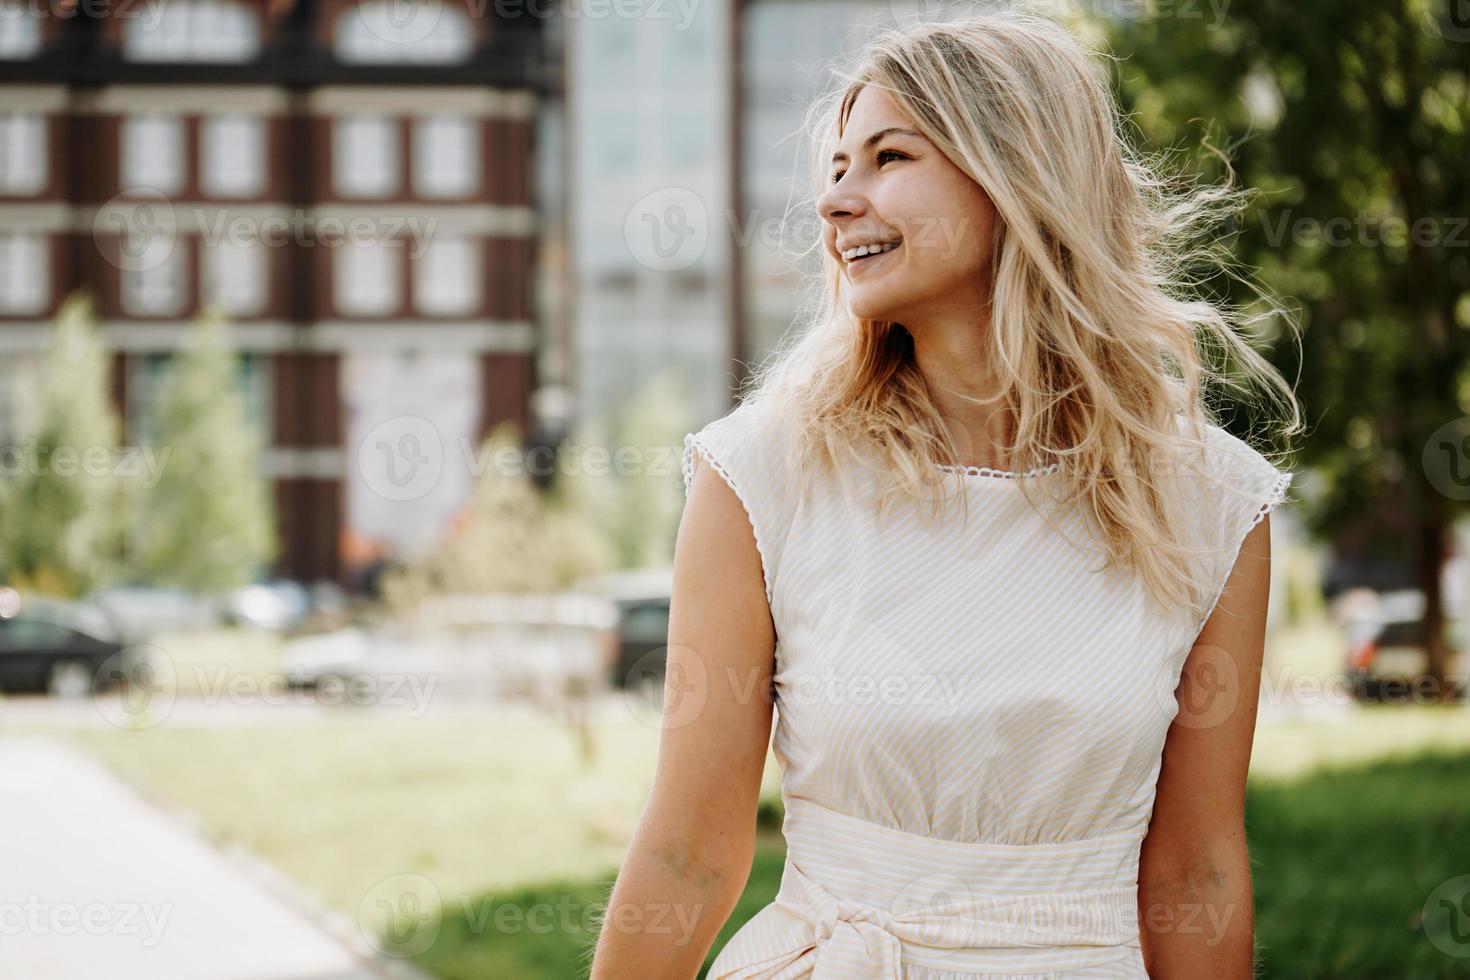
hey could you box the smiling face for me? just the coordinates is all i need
[818,85,999,327]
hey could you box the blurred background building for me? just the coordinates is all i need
[564,0,731,424]
[0,0,992,591]
[0,0,1444,610]
[0,0,555,585]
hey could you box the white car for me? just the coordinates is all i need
[280,592,618,704]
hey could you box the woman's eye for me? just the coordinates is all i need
[829,149,907,184]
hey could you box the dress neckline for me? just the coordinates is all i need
[936,460,1064,480]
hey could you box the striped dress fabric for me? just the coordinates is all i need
[680,397,1295,980]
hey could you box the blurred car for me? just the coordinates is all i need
[280,626,373,693]
[608,596,673,689]
[1345,591,1468,702]
[0,591,131,697]
[218,580,310,632]
[86,584,220,643]
[220,580,351,633]
[281,592,619,702]
[578,567,674,689]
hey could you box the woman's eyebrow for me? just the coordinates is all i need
[830,127,924,165]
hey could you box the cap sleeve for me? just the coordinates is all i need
[681,399,799,607]
[1193,422,1296,629]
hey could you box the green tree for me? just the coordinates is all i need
[0,292,122,596]
[1107,0,1470,698]
[132,310,276,592]
[557,367,693,570]
[381,422,615,607]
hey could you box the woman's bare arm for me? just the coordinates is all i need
[589,451,777,979]
[1138,513,1272,979]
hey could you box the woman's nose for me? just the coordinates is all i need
[818,183,867,224]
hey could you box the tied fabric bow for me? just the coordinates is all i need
[783,888,903,978]
[707,863,918,979]
[706,856,1140,980]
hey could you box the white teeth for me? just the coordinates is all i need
[842,240,900,262]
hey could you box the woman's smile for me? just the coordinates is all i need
[845,239,903,275]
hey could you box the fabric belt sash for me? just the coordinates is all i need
[707,796,1144,978]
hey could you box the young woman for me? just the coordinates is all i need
[591,11,1301,980]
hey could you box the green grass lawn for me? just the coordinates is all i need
[1247,749,1470,979]
[43,715,674,913]
[142,626,288,698]
[1252,705,1470,782]
[395,829,790,979]
[5,619,1470,978]
[9,705,1470,978]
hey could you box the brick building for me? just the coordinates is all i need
[0,0,557,586]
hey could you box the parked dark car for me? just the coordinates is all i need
[577,567,674,689]
[610,595,673,689]
[0,594,131,697]
[1346,612,1468,703]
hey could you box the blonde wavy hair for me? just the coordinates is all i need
[739,10,1304,619]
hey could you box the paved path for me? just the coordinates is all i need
[0,736,415,980]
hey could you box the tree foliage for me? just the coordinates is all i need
[1106,0,1470,691]
[0,293,122,596]
[556,366,692,571]
[131,310,276,592]
[381,422,617,607]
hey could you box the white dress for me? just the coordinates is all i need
[681,397,1295,980]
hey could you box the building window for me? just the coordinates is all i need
[122,0,260,62]
[0,233,47,313]
[413,236,479,316]
[335,239,400,316]
[0,112,45,194]
[236,352,271,435]
[125,353,170,444]
[122,114,185,194]
[202,237,266,316]
[412,115,478,199]
[334,1,473,64]
[121,237,185,315]
[128,352,270,444]
[333,115,398,199]
[200,114,265,197]
[0,3,42,59]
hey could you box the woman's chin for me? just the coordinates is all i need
[848,292,907,323]
[845,265,928,321]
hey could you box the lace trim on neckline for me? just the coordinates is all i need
[936,460,1064,480]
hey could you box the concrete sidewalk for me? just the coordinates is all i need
[0,736,417,980]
